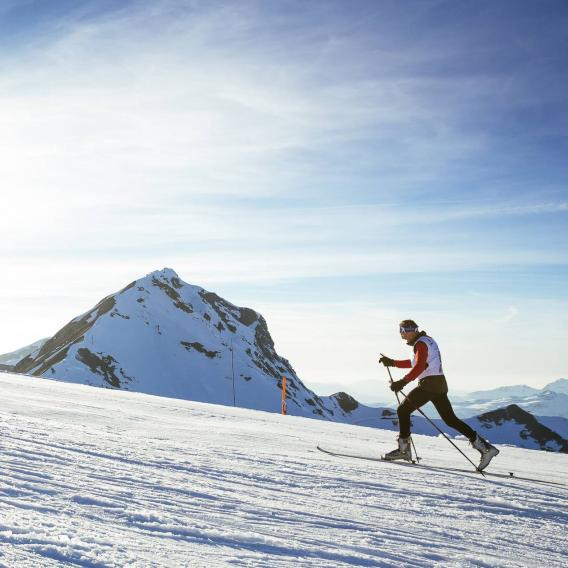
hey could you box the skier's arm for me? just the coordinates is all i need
[393,359,412,369]
[402,341,428,382]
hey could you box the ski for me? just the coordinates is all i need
[316,446,567,488]
[318,445,418,465]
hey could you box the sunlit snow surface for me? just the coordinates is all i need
[1,373,567,567]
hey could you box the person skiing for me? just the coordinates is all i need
[379,319,499,471]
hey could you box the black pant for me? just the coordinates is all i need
[397,379,476,441]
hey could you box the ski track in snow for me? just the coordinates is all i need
[0,374,567,567]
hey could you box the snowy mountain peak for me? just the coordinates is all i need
[465,384,540,401]
[543,378,568,395]
[149,266,181,282]
[14,269,337,420]
[331,392,360,413]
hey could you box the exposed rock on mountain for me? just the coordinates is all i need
[332,392,359,413]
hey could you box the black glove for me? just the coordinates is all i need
[390,379,407,393]
[379,355,396,367]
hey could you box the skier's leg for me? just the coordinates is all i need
[384,386,433,461]
[430,394,477,441]
[397,386,433,438]
[432,394,499,470]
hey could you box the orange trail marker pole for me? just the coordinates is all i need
[282,376,287,415]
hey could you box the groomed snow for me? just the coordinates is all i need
[1,372,567,567]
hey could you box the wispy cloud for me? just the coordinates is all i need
[2,194,567,284]
[0,1,514,213]
[1,1,497,261]
[493,306,520,324]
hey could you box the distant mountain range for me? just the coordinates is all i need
[450,380,568,420]
[1,268,566,453]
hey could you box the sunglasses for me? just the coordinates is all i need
[399,326,418,334]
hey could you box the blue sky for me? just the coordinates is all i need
[1,1,567,399]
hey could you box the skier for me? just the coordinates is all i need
[379,319,499,471]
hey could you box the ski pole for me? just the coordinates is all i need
[380,354,421,463]
[380,354,484,475]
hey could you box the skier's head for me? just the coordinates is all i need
[399,319,419,340]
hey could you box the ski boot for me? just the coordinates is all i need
[471,434,500,471]
[382,436,413,462]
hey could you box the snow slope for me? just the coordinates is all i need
[539,416,568,439]
[1,373,567,567]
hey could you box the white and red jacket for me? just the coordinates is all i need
[393,334,444,383]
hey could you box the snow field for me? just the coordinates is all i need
[0,373,567,567]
